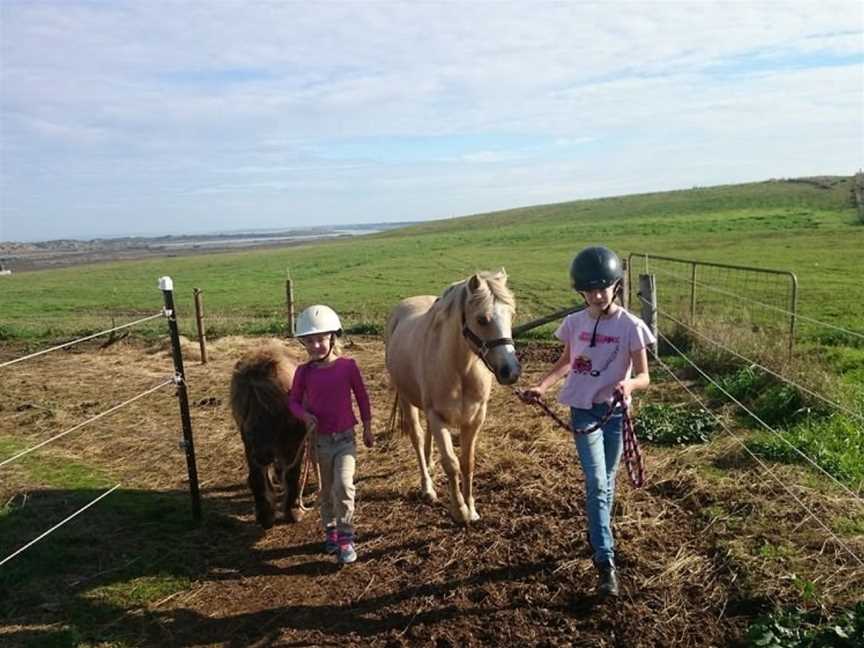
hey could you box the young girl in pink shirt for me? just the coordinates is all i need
[288,305,373,565]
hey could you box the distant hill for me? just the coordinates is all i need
[2,173,861,342]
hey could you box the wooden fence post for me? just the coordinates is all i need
[689,262,697,321]
[620,259,629,310]
[193,288,208,364]
[286,278,295,337]
[639,274,658,355]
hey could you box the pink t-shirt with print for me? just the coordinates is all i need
[554,308,656,410]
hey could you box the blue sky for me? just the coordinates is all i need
[1,1,862,242]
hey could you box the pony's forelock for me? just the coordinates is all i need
[432,270,516,321]
[467,270,515,312]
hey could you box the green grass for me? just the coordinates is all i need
[746,413,864,487]
[0,436,255,647]
[746,602,864,648]
[635,402,720,445]
[1,177,862,346]
[1,176,862,644]
[0,437,114,489]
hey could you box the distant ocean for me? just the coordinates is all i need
[156,227,383,249]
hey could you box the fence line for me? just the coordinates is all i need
[0,483,122,568]
[649,266,864,342]
[0,312,166,369]
[0,377,176,468]
[655,328,863,505]
[648,348,864,568]
[2,276,201,570]
[655,307,864,424]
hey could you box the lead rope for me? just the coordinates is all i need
[512,387,646,488]
[296,433,315,511]
[618,396,645,488]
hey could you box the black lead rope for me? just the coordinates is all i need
[514,388,622,435]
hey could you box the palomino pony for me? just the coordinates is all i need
[230,342,309,529]
[385,270,521,524]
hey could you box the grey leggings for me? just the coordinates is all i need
[316,428,357,536]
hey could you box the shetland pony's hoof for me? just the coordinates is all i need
[469,509,480,522]
[287,507,306,523]
[421,486,437,503]
[256,508,276,529]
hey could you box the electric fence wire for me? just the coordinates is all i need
[0,377,176,468]
[649,349,864,568]
[655,307,864,424]
[653,327,864,505]
[0,483,122,568]
[0,312,166,369]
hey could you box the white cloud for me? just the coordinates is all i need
[0,1,862,240]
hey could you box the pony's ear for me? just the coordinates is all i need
[468,273,482,291]
[497,267,507,280]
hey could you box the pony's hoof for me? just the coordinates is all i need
[421,488,437,503]
[451,505,471,525]
[256,509,275,529]
[287,507,306,523]
[469,509,480,522]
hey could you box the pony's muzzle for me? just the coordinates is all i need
[495,356,521,385]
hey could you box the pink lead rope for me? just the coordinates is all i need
[514,387,646,488]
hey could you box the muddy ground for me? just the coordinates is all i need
[1,336,861,647]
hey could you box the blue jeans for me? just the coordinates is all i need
[571,403,623,567]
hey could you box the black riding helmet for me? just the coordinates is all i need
[570,245,623,292]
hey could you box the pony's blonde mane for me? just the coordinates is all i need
[433,270,515,319]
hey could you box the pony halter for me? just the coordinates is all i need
[461,310,514,373]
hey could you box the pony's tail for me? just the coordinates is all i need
[386,392,405,438]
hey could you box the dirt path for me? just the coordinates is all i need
[2,336,860,647]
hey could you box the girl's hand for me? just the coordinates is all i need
[521,385,546,402]
[303,413,318,432]
[614,379,633,400]
[362,423,374,448]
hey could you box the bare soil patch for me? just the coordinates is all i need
[1,337,861,647]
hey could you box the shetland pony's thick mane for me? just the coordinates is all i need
[230,343,296,429]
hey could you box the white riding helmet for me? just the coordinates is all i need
[296,304,342,337]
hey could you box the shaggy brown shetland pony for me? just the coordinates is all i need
[230,342,309,529]
[385,270,521,524]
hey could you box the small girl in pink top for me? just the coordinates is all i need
[288,304,373,565]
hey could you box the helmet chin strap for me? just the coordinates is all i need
[586,281,622,348]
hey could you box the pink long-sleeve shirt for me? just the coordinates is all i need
[288,357,371,435]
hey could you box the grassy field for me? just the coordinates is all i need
[2,177,863,645]
[1,176,862,345]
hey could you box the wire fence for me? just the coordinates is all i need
[0,484,122,568]
[628,253,799,358]
[654,307,864,425]
[624,279,863,565]
[655,326,863,505]
[0,312,166,369]
[0,377,176,468]
[647,343,864,568]
[0,293,196,568]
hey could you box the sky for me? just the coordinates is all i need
[1,1,862,242]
